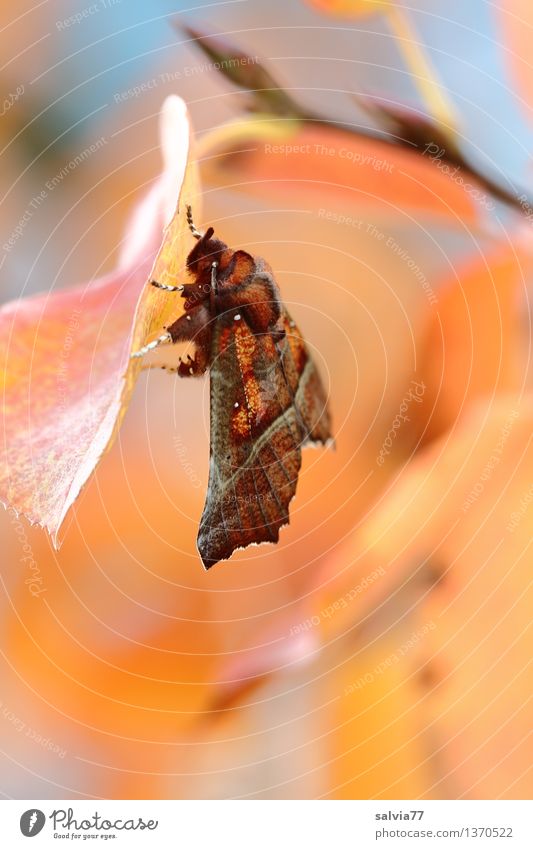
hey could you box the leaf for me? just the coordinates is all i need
[323,626,438,799]
[179,23,307,119]
[185,24,523,211]
[298,0,388,16]
[499,0,533,119]
[354,95,528,209]
[410,245,530,444]
[292,397,532,798]
[0,96,199,546]
[200,118,484,223]
[296,234,530,628]
[347,397,533,798]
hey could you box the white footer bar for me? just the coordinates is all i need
[1,799,531,848]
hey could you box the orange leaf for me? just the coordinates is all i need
[499,0,533,120]
[411,244,529,443]
[201,120,482,224]
[305,0,387,15]
[314,397,533,797]
[0,96,198,546]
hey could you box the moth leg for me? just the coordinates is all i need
[177,349,209,377]
[151,280,184,293]
[131,332,171,359]
[166,302,210,343]
[130,279,185,357]
[167,302,212,378]
[139,361,179,373]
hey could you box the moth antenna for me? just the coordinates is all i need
[186,205,203,240]
[131,332,172,359]
[151,280,184,292]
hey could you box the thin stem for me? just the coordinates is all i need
[386,4,458,130]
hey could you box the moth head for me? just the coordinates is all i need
[186,227,233,281]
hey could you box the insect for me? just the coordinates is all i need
[132,208,331,569]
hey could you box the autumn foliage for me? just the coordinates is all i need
[0,0,530,801]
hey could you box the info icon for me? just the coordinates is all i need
[20,810,46,837]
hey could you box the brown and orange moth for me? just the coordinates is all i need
[132,208,331,568]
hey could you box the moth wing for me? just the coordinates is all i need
[197,311,331,569]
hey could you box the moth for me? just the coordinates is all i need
[132,208,331,569]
